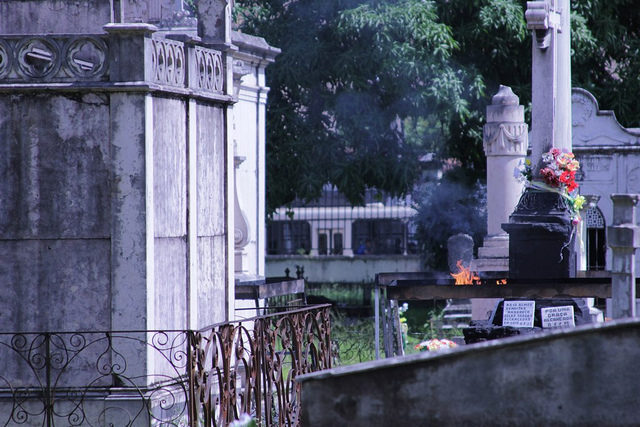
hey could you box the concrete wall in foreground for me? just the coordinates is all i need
[299,319,640,426]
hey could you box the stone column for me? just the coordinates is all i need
[472,86,527,320]
[608,194,640,319]
[475,86,527,272]
[526,0,572,175]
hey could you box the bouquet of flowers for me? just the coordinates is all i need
[516,148,585,224]
[414,338,458,352]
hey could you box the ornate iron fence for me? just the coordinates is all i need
[0,304,331,426]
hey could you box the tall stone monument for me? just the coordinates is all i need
[503,0,576,278]
[0,0,234,334]
[474,85,528,273]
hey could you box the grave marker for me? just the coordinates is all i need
[541,305,575,328]
[502,300,535,328]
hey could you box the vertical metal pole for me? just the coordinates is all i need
[187,332,197,426]
[374,284,380,360]
[608,194,640,318]
[45,333,52,427]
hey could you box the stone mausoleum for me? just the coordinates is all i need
[0,0,237,334]
[572,87,640,274]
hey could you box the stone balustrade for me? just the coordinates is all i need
[0,28,228,101]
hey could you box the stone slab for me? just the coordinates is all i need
[0,94,110,240]
[477,245,509,258]
[0,239,110,332]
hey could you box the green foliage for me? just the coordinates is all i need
[331,311,380,365]
[236,0,483,213]
[236,0,640,213]
[412,168,487,270]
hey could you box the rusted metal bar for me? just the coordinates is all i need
[193,304,332,426]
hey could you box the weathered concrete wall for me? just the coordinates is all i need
[299,319,640,426]
[0,93,111,332]
[109,93,148,333]
[197,102,227,325]
[0,240,110,331]
[266,255,423,284]
[152,96,188,330]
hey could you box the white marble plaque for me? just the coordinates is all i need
[502,300,535,328]
[541,306,575,328]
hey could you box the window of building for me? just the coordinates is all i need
[585,207,606,271]
[352,219,407,255]
[267,220,311,255]
[318,229,343,255]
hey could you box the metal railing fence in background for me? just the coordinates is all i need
[268,188,418,256]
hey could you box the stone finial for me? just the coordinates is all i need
[491,85,519,106]
[483,86,528,156]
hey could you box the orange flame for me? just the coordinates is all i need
[451,260,481,285]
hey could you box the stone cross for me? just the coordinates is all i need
[502,0,575,279]
[525,0,572,176]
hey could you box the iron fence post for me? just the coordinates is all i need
[374,284,380,360]
[187,331,197,426]
[45,333,52,427]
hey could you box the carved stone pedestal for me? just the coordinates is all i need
[502,189,576,279]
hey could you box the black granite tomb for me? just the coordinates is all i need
[502,188,577,279]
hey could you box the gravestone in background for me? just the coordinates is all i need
[447,233,474,274]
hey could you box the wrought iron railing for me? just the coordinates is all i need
[0,304,331,426]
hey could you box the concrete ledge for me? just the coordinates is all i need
[299,319,640,426]
[266,255,422,284]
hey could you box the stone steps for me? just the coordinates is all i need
[442,298,472,329]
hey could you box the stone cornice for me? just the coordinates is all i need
[0,29,232,103]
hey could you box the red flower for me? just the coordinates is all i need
[540,167,560,187]
[559,170,575,184]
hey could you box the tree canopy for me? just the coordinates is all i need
[235,0,640,213]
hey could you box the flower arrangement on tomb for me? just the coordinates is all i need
[516,148,586,225]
